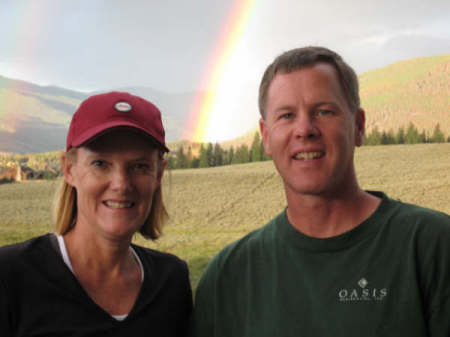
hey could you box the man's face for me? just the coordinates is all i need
[259,62,364,198]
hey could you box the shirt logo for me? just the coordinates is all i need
[338,278,388,302]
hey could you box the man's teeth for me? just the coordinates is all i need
[294,152,323,160]
[104,201,133,208]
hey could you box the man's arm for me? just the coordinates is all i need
[424,212,450,337]
[189,262,217,337]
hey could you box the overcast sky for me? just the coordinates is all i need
[1,0,449,140]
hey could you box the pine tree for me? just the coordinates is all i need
[176,146,187,169]
[419,129,427,143]
[365,127,381,145]
[227,146,235,165]
[198,144,208,168]
[167,155,176,169]
[214,143,223,166]
[191,157,200,168]
[232,144,249,164]
[396,127,405,144]
[250,132,263,162]
[206,143,214,166]
[430,123,445,143]
[405,122,420,144]
[386,129,396,144]
[380,131,389,145]
[186,146,193,168]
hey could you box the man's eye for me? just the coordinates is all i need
[281,112,293,119]
[317,109,332,116]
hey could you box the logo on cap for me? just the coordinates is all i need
[114,101,132,112]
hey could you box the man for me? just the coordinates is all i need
[190,47,450,336]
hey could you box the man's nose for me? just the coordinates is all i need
[294,113,320,139]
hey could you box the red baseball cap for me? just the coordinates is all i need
[66,91,169,152]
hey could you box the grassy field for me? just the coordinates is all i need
[0,143,449,289]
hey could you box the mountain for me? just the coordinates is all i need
[359,54,450,135]
[114,86,203,143]
[0,77,200,153]
[183,53,450,151]
[0,53,449,153]
[0,76,88,153]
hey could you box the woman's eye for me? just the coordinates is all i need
[134,163,150,171]
[91,160,105,167]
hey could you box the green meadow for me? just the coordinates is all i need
[1,143,449,289]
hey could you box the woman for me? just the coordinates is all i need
[0,92,192,336]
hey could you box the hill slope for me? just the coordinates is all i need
[359,54,450,134]
[0,77,199,153]
[170,54,450,152]
[0,54,448,153]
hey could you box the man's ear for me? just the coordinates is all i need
[259,118,272,157]
[354,108,366,147]
[61,153,75,187]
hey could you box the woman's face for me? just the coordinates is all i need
[64,129,165,242]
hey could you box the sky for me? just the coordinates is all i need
[1,0,449,141]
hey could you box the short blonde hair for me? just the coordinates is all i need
[53,148,168,240]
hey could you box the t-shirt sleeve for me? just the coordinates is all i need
[428,294,450,337]
[189,261,217,337]
[425,213,450,337]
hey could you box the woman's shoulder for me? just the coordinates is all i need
[0,234,56,280]
[131,244,188,272]
[0,234,54,261]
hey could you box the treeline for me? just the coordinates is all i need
[0,152,62,183]
[168,132,270,169]
[363,123,448,146]
[169,122,449,169]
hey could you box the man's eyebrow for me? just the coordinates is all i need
[274,105,295,112]
[312,101,340,109]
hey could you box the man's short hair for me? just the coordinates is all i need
[258,46,360,118]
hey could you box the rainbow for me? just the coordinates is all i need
[0,1,43,135]
[185,0,256,142]
[0,82,26,134]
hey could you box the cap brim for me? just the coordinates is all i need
[69,120,169,152]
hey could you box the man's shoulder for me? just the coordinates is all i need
[374,192,450,246]
[383,193,450,229]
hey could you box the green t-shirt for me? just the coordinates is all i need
[191,192,450,337]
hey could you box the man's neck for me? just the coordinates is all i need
[285,189,381,238]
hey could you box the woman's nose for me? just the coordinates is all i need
[110,167,132,192]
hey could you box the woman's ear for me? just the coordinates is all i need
[61,152,75,187]
[157,159,168,185]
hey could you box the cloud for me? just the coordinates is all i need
[0,0,449,92]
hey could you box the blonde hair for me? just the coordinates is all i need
[53,148,168,240]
